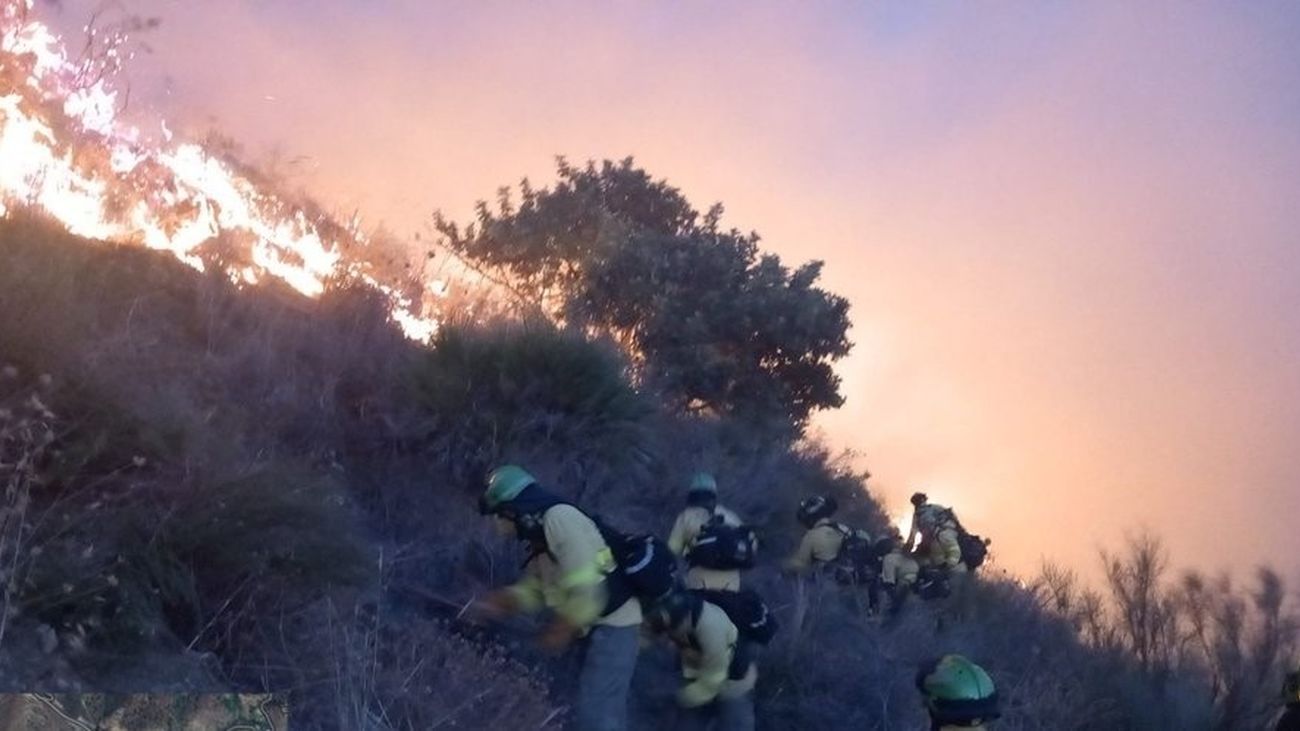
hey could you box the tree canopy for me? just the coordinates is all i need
[434,157,852,430]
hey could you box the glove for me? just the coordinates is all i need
[538,618,580,653]
[467,590,519,624]
[677,681,717,708]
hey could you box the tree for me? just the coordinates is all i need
[434,157,852,430]
[1041,532,1300,730]
[1101,531,1179,678]
[1175,568,1298,730]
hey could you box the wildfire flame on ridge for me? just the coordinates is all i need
[0,0,438,341]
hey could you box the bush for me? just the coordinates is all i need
[435,158,852,430]
[407,320,653,489]
[113,467,373,653]
[0,217,380,697]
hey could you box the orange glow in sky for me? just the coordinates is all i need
[31,0,1300,582]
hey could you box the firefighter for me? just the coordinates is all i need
[644,589,757,731]
[471,465,641,731]
[668,472,746,591]
[906,492,965,574]
[1278,665,1300,731]
[875,532,920,617]
[781,495,845,574]
[916,654,1001,730]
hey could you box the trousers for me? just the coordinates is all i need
[574,623,639,731]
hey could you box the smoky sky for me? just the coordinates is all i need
[37,0,1300,581]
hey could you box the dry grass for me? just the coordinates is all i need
[0,367,55,651]
[3,213,1294,729]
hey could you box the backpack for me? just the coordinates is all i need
[923,507,989,573]
[915,566,952,601]
[944,510,989,572]
[693,588,779,645]
[686,513,759,571]
[957,530,989,571]
[595,522,678,605]
[831,523,879,585]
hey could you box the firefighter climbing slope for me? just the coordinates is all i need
[643,587,772,731]
[1277,665,1300,731]
[782,495,914,615]
[465,466,999,730]
[781,495,847,574]
[875,529,921,618]
[668,472,758,591]
[906,493,990,575]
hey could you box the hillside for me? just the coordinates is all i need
[5,211,1272,730]
[2,5,1295,726]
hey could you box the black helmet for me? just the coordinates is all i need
[796,495,838,528]
[1285,668,1300,703]
[873,536,897,556]
[645,589,699,632]
[910,492,929,507]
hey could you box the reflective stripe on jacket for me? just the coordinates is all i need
[507,505,641,628]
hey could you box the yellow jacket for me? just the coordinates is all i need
[783,518,844,573]
[880,549,919,587]
[906,504,950,548]
[507,505,642,628]
[668,505,744,591]
[673,601,757,707]
[922,526,964,571]
[909,505,964,570]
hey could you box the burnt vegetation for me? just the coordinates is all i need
[0,154,1296,730]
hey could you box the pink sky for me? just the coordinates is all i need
[38,0,1300,581]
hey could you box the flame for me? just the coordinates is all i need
[893,512,911,542]
[0,0,438,340]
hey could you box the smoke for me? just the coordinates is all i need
[33,0,1300,579]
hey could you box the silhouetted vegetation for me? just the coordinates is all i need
[1035,532,1297,729]
[434,158,852,432]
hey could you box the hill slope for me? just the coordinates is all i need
[4,212,1220,730]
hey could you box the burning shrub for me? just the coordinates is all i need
[1,6,436,340]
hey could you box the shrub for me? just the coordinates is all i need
[0,366,55,651]
[407,320,653,488]
[435,158,852,431]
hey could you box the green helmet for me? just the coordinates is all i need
[480,465,536,514]
[689,472,718,493]
[917,654,1000,726]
